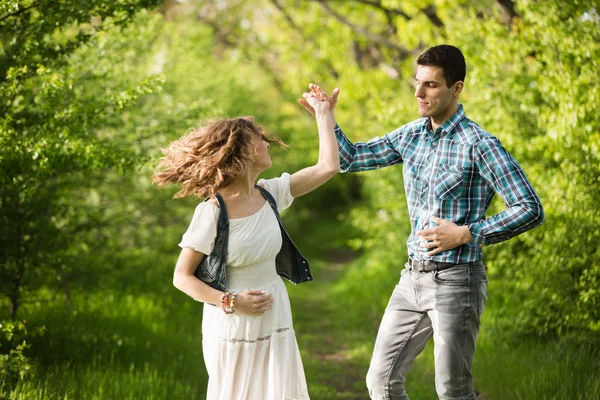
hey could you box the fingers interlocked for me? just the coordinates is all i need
[309,83,331,102]
[298,83,340,116]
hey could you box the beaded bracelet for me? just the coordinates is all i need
[226,293,236,314]
[220,291,236,314]
[220,292,230,311]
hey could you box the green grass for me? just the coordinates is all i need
[2,254,209,399]
[474,315,600,400]
[2,218,599,399]
[292,245,600,400]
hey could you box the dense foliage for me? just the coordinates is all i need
[193,0,600,337]
[0,0,598,397]
[0,0,164,318]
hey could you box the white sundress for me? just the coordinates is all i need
[179,173,310,400]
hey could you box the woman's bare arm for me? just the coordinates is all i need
[289,86,340,197]
[173,248,275,315]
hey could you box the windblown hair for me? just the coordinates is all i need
[417,44,466,87]
[153,116,285,199]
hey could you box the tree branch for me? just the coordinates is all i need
[312,0,445,32]
[315,0,410,59]
[269,0,340,79]
[353,0,411,21]
[197,10,288,92]
[495,0,519,27]
[420,4,444,28]
[319,0,411,20]
[0,3,38,23]
[270,0,304,35]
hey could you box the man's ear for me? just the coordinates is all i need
[453,81,464,97]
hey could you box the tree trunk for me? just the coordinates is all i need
[9,264,22,319]
[9,209,25,319]
[61,278,72,310]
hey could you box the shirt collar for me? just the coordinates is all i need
[440,104,465,134]
[421,104,466,136]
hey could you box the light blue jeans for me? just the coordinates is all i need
[366,261,488,400]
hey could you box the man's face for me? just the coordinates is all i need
[414,65,457,120]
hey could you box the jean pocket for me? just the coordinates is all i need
[432,265,470,286]
[434,164,464,201]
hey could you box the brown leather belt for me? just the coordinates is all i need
[407,258,460,272]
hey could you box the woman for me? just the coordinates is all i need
[153,85,339,399]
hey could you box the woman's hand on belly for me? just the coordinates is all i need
[235,290,274,316]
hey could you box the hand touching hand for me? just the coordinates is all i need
[302,87,330,114]
[299,83,340,116]
[416,217,473,256]
[234,290,274,316]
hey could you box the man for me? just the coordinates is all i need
[300,45,544,400]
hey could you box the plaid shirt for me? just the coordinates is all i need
[335,104,544,263]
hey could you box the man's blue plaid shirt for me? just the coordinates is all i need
[335,104,544,263]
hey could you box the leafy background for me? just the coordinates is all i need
[1,0,599,398]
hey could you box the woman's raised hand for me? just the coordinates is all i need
[234,289,274,316]
[302,91,329,114]
[299,83,340,116]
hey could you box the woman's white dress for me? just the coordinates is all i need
[179,173,310,400]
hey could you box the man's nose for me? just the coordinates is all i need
[414,85,424,98]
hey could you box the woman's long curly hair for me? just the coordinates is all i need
[153,116,285,199]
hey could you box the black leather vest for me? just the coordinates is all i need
[194,184,313,292]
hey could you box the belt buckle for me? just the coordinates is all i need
[422,260,436,272]
[410,258,431,272]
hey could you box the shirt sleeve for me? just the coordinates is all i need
[468,137,545,246]
[335,124,404,172]
[178,202,219,255]
[258,172,294,212]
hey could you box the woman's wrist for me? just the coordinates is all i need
[220,291,236,314]
[315,108,331,118]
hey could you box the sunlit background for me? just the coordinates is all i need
[1,1,599,398]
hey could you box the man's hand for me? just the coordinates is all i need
[416,217,473,256]
[299,83,340,116]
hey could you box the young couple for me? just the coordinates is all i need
[153,45,544,400]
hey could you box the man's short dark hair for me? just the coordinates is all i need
[417,45,466,87]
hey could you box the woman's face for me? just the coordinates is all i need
[251,132,272,172]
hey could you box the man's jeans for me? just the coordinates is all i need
[366,261,487,400]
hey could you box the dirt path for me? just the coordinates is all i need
[290,249,371,399]
[289,248,488,400]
